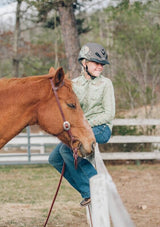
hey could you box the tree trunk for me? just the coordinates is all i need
[58,3,81,79]
[13,0,22,78]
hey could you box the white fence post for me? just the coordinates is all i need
[27,126,31,162]
[90,174,110,227]
[88,144,135,227]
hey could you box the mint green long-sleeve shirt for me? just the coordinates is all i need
[72,74,115,131]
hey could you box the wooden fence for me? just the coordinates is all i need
[0,119,160,165]
[105,118,160,161]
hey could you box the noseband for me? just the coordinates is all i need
[49,78,79,168]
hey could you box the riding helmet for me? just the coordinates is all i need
[78,42,109,65]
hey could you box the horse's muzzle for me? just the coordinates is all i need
[78,141,95,158]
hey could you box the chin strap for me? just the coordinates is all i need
[85,65,96,80]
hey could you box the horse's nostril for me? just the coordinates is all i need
[86,150,95,160]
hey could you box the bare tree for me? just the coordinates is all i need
[58,1,81,78]
[26,0,81,78]
[12,0,23,77]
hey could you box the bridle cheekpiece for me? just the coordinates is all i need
[49,78,79,168]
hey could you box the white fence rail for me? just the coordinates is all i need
[0,119,160,165]
[88,144,135,227]
[106,118,160,161]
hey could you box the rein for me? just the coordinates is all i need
[43,78,80,227]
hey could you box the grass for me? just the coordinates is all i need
[0,164,88,227]
[0,163,159,227]
[0,164,79,202]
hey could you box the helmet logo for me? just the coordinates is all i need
[81,46,89,55]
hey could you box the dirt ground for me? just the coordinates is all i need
[109,163,160,227]
[0,163,159,227]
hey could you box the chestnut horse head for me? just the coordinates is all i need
[0,67,95,157]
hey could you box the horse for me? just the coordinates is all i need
[0,67,95,157]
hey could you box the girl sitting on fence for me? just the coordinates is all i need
[49,42,115,206]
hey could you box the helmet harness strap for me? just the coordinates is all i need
[84,65,96,80]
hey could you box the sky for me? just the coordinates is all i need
[0,1,17,29]
[0,0,111,30]
[0,0,149,30]
[0,0,16,7]
[0,0,111,8]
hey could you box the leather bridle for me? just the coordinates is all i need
[49,78,79,168]
[44,78,91,227]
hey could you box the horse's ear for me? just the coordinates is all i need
[49,67,56,74]
[54,67,65,86]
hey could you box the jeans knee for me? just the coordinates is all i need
[48,143,63,169]
[48,154,57,168]
[48,154,63,173]
[59,144,74,162]
[92,124,111,144]
[48,154,54,165]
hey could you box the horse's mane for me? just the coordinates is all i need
[0,74,73,91]
[0,75,74,110]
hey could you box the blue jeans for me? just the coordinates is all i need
[48,124,111,198]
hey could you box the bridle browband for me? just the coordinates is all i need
[49,78,79,168]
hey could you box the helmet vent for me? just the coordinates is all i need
[95,52,101,58]
[101,49,105,55]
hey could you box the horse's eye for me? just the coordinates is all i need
[67,103,76,109]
